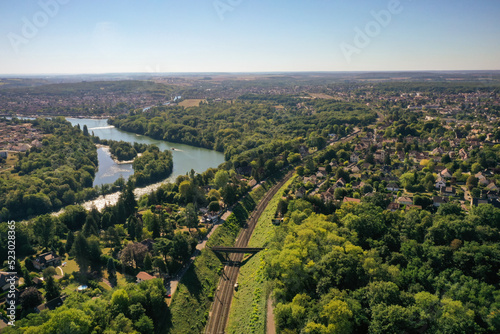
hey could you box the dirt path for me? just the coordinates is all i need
[266,296,276,334]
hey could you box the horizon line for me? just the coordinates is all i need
[1,69,500,77]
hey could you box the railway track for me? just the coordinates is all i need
[205,170,294,334]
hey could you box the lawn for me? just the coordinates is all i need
[60,258,79,275]
[226,175,295,334]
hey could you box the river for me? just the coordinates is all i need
[66,118,225,210]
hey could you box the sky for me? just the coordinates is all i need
[0,0,499,74]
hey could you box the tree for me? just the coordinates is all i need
[471,162,482,174]
[221,184,237,206]
[129,303,146,321]
[87,236,102,269]
[208,201,220,213]
[33,214,55,248]
[82,214,99,237]
[107,258,116,278]
[466,175,478,191]
[24,308,92,334]
[214,170,230,189]
[153,238,173,263]
[65,231,75,253]
[369,304,415,334]
[43,267,57,279]
[400,172,415,190]
[44,275,60,301]
[127,214,138,240]
[135,315,154,334]
[122,179,137,217]
[20,287,43,310]
[144,253,153,271]
[111,289,130,314]
[121,242,148,268]
[110,313,135,333]
[82,124,89,136]
[184,203,199,233]
[23,268,33,287]
[153,257,167,274]
[436,298,478,333]
[71,233,90,274]
[296,166,305,176]
[179,180,192,201]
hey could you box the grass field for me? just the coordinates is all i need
[308,92,335,99]
[178,99,205,107]
[226,176,294,334]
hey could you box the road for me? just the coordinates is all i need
[204,171,294,334]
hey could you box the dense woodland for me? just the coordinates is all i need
[266,196,500,333]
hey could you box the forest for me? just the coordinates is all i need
[0,117,98,220]
[265,189,500,333]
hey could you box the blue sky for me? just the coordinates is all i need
[0,0,499,74]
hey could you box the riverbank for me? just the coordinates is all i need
[95,144,141,165]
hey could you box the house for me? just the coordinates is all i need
[486,182,499,192]
[470,198,489,207]
[386,183,400,192]
[440,187,456,196]
[478,176,490,186]
[321,190,335,202]
[31,139,42,148]
[316,170,327,179]
[387,202,400,212]
[299,146,309,157]
[440,169,452,179]
[136,271,155,283]
[236,166,252,176]
[350,165,361,173]
[374,150,386,162]
[0,151,7,158]
[343,197,361,204]
[304,175,318,185]
[459,148,469,160]
[430,147,444,156]
[487,190,499,200]
[433,196,449,207]
[350,153,360,163]
[0,272,18,291]
[295,186,306,198]
[435,165,445,173]
[435,177,446,189]
[397,196,413,206]
[32,277,44,287]
[32,252,61,270]
[36,296,66,313]
[335,178,346,188]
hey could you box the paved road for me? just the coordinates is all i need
[205,171,294,334]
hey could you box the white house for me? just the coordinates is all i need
[435,177,446,189]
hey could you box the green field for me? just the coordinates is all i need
[226,176,295,334]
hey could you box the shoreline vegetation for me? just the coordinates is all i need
[96,144,142,165]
